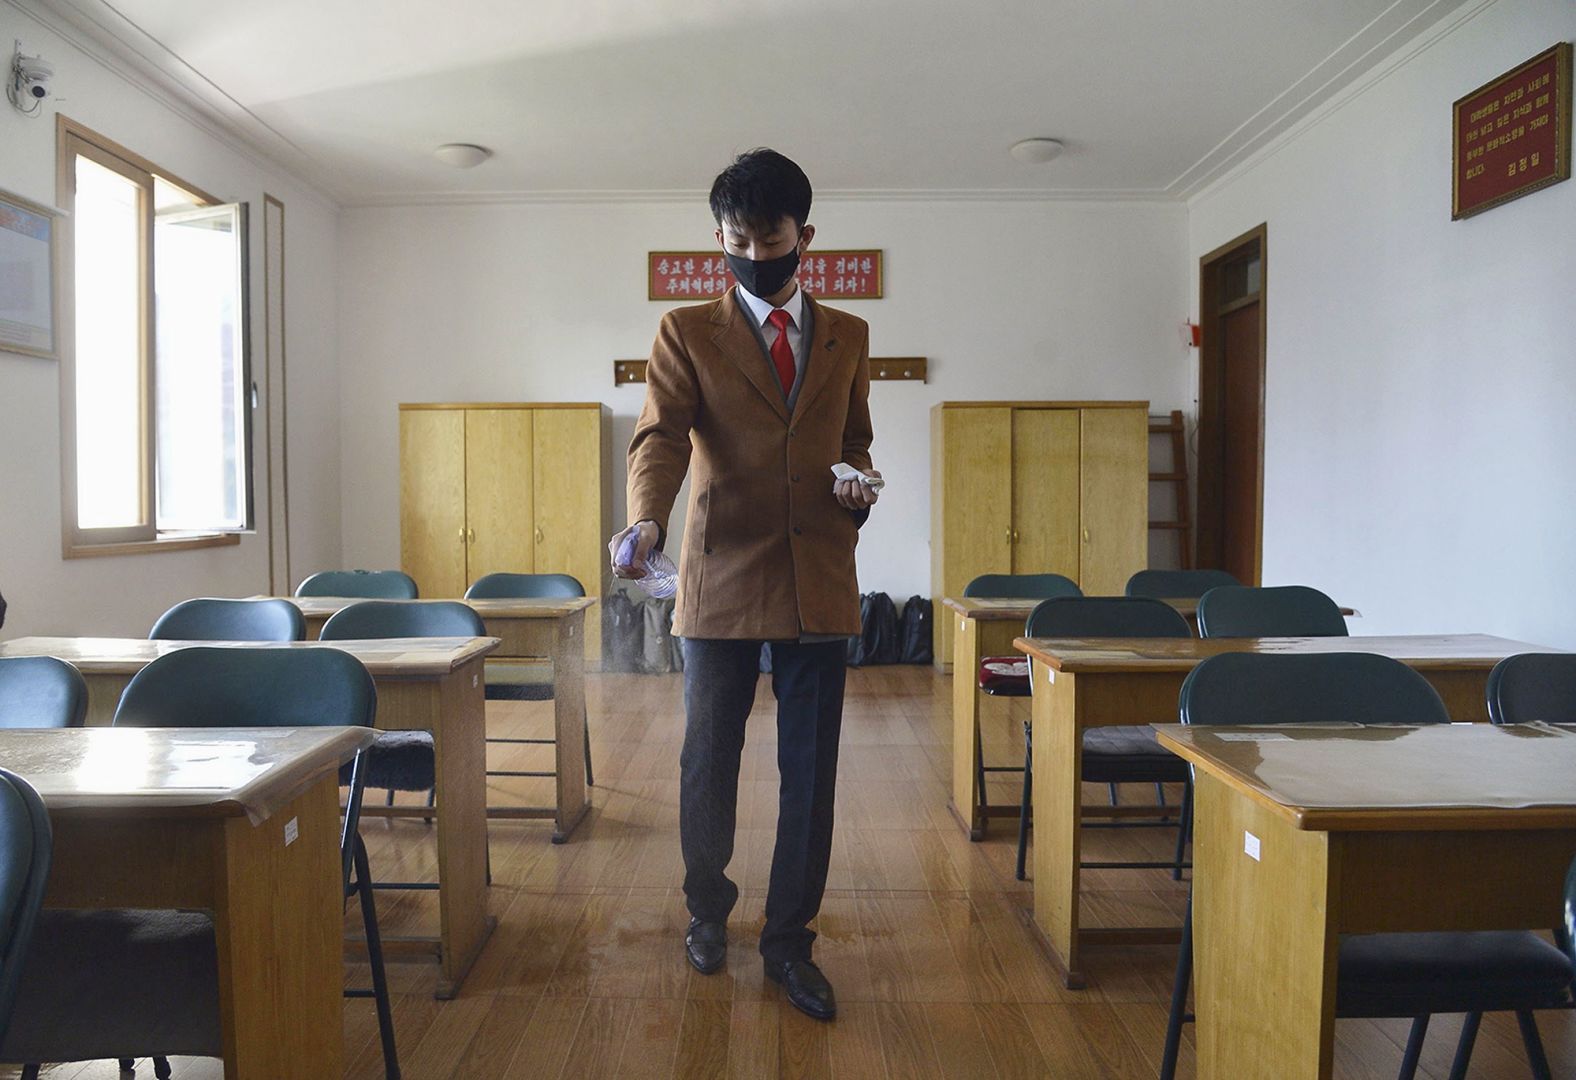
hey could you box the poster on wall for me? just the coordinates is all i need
[0,187,60,360]
[648,249,883,301]
[1452,42,1571,220]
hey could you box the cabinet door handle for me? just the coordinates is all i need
[458,528,467,543]
[1083,528,1091,543]
[467,528,476,544]
[535,527,544,545]
[1005,528,1013,544]
[1012,529,1020,543]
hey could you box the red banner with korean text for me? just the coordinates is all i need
[1453,43,1571,219]
[648,250,883,301]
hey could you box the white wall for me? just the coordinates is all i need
[0,2,341,637]
[1188,0,1576,647]
[337,198,1191,600]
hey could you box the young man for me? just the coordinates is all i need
[609,148,880,1021]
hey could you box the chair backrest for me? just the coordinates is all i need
[0,768,50,1049]
[1179,652,1450,728]
[1195,585,1347,638]
[319,600,486,641]
[0,657,88,729]
[465,573,585,600]
[1485,653,1576,726]
[113,647,377,886]
[1125,569,1241,600]
[1025,596,1193,639]
[963,573,1083,599]
[1565,854,1576,983]
[149,597,306,642]
[295,570,419,600]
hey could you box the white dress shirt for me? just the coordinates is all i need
[735,282,807,379]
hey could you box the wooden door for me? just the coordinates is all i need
[464,409,536,584]
[1011,409,1080,578]
[934,407,1013,665]
[1197,226,1266,583]
[400,409,467,597]
[533,407,605,660]
[1077,408,1148,595]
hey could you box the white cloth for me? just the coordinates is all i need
[831,462,885,492]
[735,282,806,376]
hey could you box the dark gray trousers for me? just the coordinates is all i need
[679,637,847,963]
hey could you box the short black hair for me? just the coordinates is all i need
[709,148,812,233]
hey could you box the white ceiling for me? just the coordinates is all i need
[39,0,1469,204]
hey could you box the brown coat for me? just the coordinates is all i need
[627,289,874,639]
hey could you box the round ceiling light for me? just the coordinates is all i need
[434,143,493,169]
[1009,138,1065,164]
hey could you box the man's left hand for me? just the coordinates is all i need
[834,469,882,511]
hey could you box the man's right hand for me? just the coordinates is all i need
[609,520,661,579]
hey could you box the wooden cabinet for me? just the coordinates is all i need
[400,403,612,667]
[930,401,1149,670]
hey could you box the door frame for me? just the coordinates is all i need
[1196,223,1266,585]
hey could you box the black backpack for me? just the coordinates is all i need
[898,596,933,665]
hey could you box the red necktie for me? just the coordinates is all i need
[766,308,795,397]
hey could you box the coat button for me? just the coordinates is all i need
[789,429,797,438]
[791,474,800,483]
[793,526,803,536]
[704,546,713,555]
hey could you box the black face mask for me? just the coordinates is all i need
[726,243,801,299]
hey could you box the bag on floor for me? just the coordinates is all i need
[640,596,679,674]
[603,590,642,673]
[848,592,900,667]
[898,595,933,665]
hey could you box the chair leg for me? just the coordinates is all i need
[1015,722,1032,882]
[385,788,395,807]
[1171,780,1193,882]
[1154,781,1165,805]
[1447,1011,1481,1080]
[1396,1015,1429,1080]
[424,785,435,825]
[974,719,988,826]
[1108,782,1119,805]
[1515,1009,1553,1080]
[355,834,402,1080]
[583,704,594,787]
[1160,899,1193,1080]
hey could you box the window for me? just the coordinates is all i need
[56,117,251,555]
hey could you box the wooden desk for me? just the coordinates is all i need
[281,595,596,839]
[1154,722,1576,1080]
[2,726,374,1079]
[0,635,499,999]
[1012,633,1562,988]
[941,595,1353,839]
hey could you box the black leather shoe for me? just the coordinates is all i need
[764,958,837,1020]
[685,918,727,974]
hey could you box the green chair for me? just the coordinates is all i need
[962,573,1083,827]
[0,769,50,1053]
[464,573,594,789]
[1017,597,1193,882]
[1195,584,1347,638]
[148,597,305,641]
[0,657,87,729]
[1160,652,1571,1080]
[1124,568,1240,599]
[295,570,419,600]
[3,647,399,1080]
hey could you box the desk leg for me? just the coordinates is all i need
[1031,664,1088,988]
[1192,772,1336,1079]
[950,614,986,839]
[214,778,345,1079]
[551,609,590,843]
[433,659,497,999]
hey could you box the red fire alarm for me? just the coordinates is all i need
[1180,321,1202,348]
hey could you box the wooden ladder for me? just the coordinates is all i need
[1148,410,1193,569]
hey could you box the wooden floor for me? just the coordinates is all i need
[14,665,1576,1078]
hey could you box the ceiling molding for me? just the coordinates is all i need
[1168,0,1485,199]
[1183,0,1496,206]
[13,0,347,207]
[343,187,1181,210]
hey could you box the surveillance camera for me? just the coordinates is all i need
[8,43,54,115]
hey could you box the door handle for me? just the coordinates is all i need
[467,528,476,544]
[1082,527,1091,543]
[1004,528,1013,544]
[1012,529,1020,543]
[458,528,466,544]
[535,527,544,545]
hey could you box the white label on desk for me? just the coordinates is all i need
[1216,732,1293,742]
[284,817,299,846]
[1244,831,1261,861]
